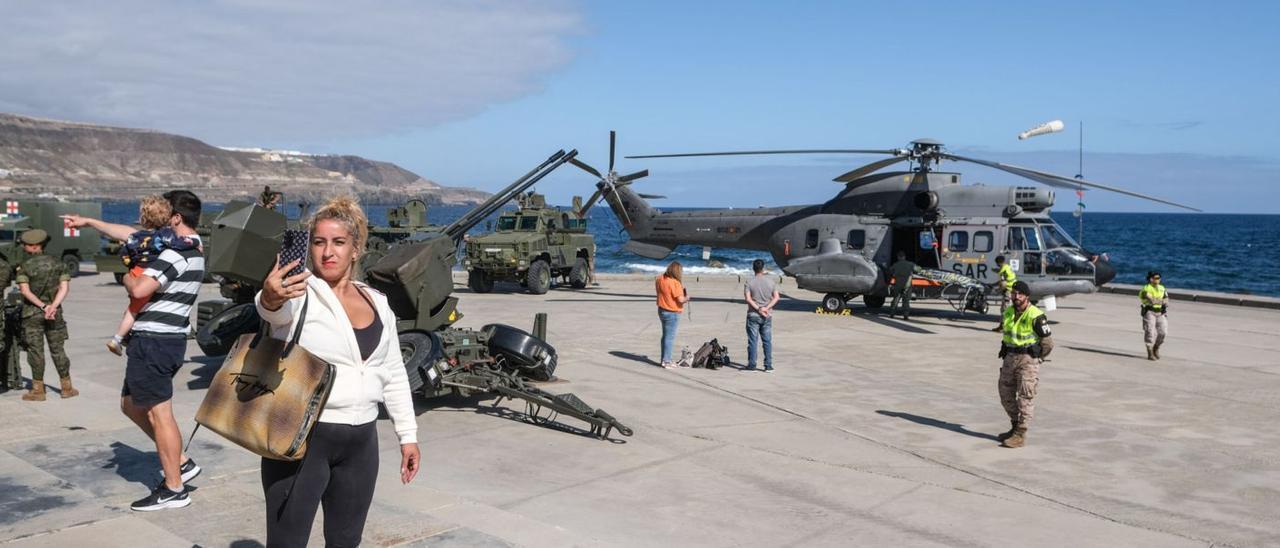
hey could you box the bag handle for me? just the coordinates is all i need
[247,292,311,358]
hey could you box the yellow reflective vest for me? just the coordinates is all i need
[1140,283,1166,311]
[1002,304,1045,348]
[998,263,1017,291]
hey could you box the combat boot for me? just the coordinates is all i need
[1001,426,1027,448]
[1152,344,1162,360]
[996,421,1018,442]
[22,381,46,402]
[59,377,79,399]
[1145,345,1155,361]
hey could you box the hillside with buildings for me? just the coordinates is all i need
[0,113,489,204]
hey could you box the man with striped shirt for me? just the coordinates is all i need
[63,190,205,511]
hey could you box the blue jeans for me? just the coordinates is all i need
[659,309,680,363]
[746,312,772,369]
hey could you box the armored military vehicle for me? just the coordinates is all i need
[0,200,101,276]
[359,199,437,280]
[199,150,631,439]
[463,192,595,294]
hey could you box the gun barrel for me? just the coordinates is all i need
[444,149,577,241]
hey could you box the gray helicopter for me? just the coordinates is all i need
[572,134,1199,312]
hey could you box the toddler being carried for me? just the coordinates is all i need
[107,196,198,356]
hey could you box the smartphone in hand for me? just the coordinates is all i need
[279,229,309,277]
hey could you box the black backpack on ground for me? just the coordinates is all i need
[691,339,729,369]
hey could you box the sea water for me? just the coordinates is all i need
[101,203,1280,297]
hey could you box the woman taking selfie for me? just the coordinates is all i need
[256,196,420,547]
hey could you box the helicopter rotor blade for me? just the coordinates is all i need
[833,156,911,182]
[637,193,667,200]
[578,188,604,218]
[941,153,1202,212]
[617,169,649,183]
[627,149,900,159]
[569,158,603,179]
[609,130,616,173]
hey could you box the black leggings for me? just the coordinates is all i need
[261,421,379,547]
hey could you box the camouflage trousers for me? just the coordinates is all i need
[1142,311,1168,346]
[22,310,70,381]
[998,353,1040,425]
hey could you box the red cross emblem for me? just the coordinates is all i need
[5,201,17,215]
[63,217,80,237]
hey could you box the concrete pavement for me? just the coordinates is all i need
[0,271,1275,546]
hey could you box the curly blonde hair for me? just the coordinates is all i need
[308,195,368,262]
[138,195,173,229]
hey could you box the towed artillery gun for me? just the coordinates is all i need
[201,150,632,440]
[463,191,595,294]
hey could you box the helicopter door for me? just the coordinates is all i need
[943,227,995,282]
[1006,225,1043,275]
[890,226,941,269]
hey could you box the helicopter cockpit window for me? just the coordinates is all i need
[1045,247,1095,276]
[1008,227,1041,251]
[496,217,517,231]
[1040,223,1079,249]
[974,231,994,253]
[518,216,539,231]
[948,231,969,252]
[846,229,865,250]
[805,229,819,249]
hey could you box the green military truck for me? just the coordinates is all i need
[0,200,101,276]
[463,192,594,294]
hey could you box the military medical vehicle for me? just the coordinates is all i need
[0,200,101,276]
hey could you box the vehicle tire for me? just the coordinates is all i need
[468,269,494,293]
[399,330,443,393]
[62,254,80,278]
[195,303,260,357]
[526,260,551,295]
[568,257,589,289]
[863,294,886,309]
[483,323,557,381]
[821,293,846,313]
[113,272,125,285]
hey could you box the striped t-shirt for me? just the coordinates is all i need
[134,236,204,335]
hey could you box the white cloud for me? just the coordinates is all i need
[0,0,580,143]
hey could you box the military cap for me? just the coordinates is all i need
[19,229,49,245]
[1010,280,1031,295]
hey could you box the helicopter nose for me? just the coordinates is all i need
[1094,256,1117,286]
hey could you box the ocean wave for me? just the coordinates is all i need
[619,262,770,277]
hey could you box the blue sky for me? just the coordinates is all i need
[3,1,1277,212]
[324,1,1280,213]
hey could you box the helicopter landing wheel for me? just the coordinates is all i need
[862,294,886,310]
[821,293,847,313]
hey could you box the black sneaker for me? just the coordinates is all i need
[131,485,191,512]
[179,458,202,483]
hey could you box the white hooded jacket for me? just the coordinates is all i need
[255,276,417,444]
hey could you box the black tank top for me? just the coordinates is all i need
[352,289,383,361]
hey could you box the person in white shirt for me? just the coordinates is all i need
[256,195,420,547]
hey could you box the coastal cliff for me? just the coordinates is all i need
[0,113,489,204]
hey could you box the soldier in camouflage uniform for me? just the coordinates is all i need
[0,255,16,390]
[996,280,1053,448]
[15,229,76,401]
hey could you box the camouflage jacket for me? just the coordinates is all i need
[16,254,68,305]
